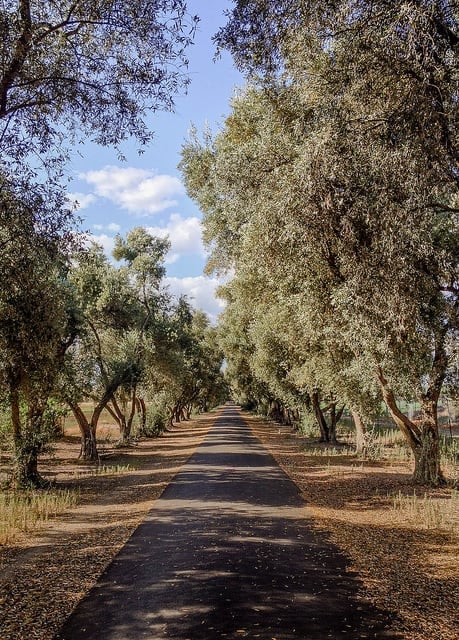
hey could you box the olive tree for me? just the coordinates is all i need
[61,230,170,460]
[0,1,198,477]
[181,40,458,485]
[0,0,198,174]
[217,1,459,483]
[109,228,171,444]
[0,180,77,485]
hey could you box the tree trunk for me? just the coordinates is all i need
[172,402,182,424]
[9,381,48,488]
[12,411,45,487]
[165,404,174,429]
[125,387,137,439]
[327,402,343,444]
[412,399,444,485]
[377,367,444,485]
[110,387,138,445]
[136,397,147,433]
[68,402,99,462]
[108,395,130,445]
[351,409,367,456]
[10,379,22,464]
[80,429,99,462]
[15,441,47,487]
[311,391,330,442]
[105,401,123,432]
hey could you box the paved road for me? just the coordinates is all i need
[55,404,397,639]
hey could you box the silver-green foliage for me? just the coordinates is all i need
[0,0,198,175]
[182,1,459,484]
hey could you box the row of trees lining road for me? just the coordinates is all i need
[180,0,459,486]
[1,225,227,486]
[60,228,226,464]
[0,2,229,487]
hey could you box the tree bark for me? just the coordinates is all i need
[105,401,123,432]
[9,379,49,487]
[125,387,137,439]
[351,409,367,456]
[327,402,344,444]
[412,398,444,485]
[10,379,22,459]
[108,393,135,445]
[68,402,99,462]
[311,391,330,442]
[377,367,445,485]
[136,397,147,433]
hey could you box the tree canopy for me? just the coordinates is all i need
[0,1,205,484]
[0,0,199,176]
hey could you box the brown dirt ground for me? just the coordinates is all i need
[0,408,458,640]
[250,415,459,640]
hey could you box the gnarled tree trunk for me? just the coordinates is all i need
[68,402,99,462]
[9,380,49,488]
[377,367,445,485]
[413,400,443,485]
[107,387,138,445]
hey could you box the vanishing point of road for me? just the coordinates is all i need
[55,404,397,640]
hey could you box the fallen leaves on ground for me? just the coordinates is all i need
[0,414,215,640]
[1,409,457,640]
[248,415,459,640]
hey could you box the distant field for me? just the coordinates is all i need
[61,402,120,441]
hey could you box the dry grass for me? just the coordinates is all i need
[0,489,79,546]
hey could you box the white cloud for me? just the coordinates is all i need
[147,214,205,263]
[93,222,121,232]
[86,233,116,254]
[165,276,226,324]
[66,192,96,211]
[79,165,183,215]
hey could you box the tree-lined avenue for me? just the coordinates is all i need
[55,404,396,640]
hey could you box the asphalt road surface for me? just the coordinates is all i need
[55,404,397,640]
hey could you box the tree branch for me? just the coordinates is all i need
[0,0,33,116]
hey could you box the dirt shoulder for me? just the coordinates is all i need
[246,413,459,640]
[0,412,216,640]
[1,408,458,640]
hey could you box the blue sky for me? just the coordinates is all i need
[67,1,243,322]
